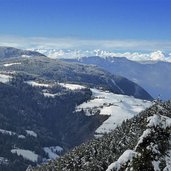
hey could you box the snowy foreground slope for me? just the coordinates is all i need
[32,101,171,171]
[76,88,153,135]
[107,114,171,171]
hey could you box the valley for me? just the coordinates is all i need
[0,47,154,171]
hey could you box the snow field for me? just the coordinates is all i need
[11,149,38,162]
[76,88,153,134]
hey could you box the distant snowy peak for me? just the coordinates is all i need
[32,48,171,62]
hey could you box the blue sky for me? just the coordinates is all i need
[0,0,171,51]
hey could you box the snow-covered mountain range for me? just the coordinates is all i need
[30,48,171,100]
[32,48,171,62]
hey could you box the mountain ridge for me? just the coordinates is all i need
[0,47,154,170]
[62,56,171,100]
[0,55,153,100]
[0,46,46,60]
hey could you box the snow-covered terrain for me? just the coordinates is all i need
[0,73,12,83]
[0,128,16,136]
[0,128,25,139]
[26,81,87,98]
[107,113,171,171]
[43,92,58,98]
[58,83,86,90]
[26,81,86,91]
[43,146,63,160]
[76,88,153,135]
[11,149,38,162]
[106,150,137,171]
[26,130,37,138]
[3,62,21,67]
[18,135,26,139]
[0,157,8,165]
[147,114,171,129]
[21,55,32,58]
[25,81,52,88]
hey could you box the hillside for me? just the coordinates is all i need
[63,56,171,100]
[0,46,45,60]
[0,77,101,171]
[0,47,153,170]
[32,100,171,171]
[0,56,153,100]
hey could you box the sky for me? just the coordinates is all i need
[0,0,171,53]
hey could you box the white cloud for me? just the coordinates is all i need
[0,35,171,62]
[1,35,171,52]
[32,48,171,62]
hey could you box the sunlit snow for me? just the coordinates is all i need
[11,149,38,162]
[25,81,52,88]
[76,88,153,134]
[43,92,57,97]
[106,150,137,171]
[147,114,171,129]
[43,146,63,160]
[33,49,171,62]
[26,81,51,87]
[26,130,37,137]
[0,129,15,136]
[164,148,171,171]
[0,128,25,139]
[0,74,12,83]
[0,157,8,165]
[26,81,85,91]
[59,83,86,90]
[3,62,21,67]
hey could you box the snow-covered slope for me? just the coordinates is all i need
[25,81,52,88]
[43,146,63,160]
[0,128,25,139]
[26,80,152,136]
[4,62,21,67]
[32,101,171,171]
[107,114,171,171]
[33,101,171,171]
[58,83,86,90]
[0,73,12,83]
[26,130,37,138]
[76,88,153,135]
[25,80,153,136]
[25,81,87,98]
[11,149,38,162]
